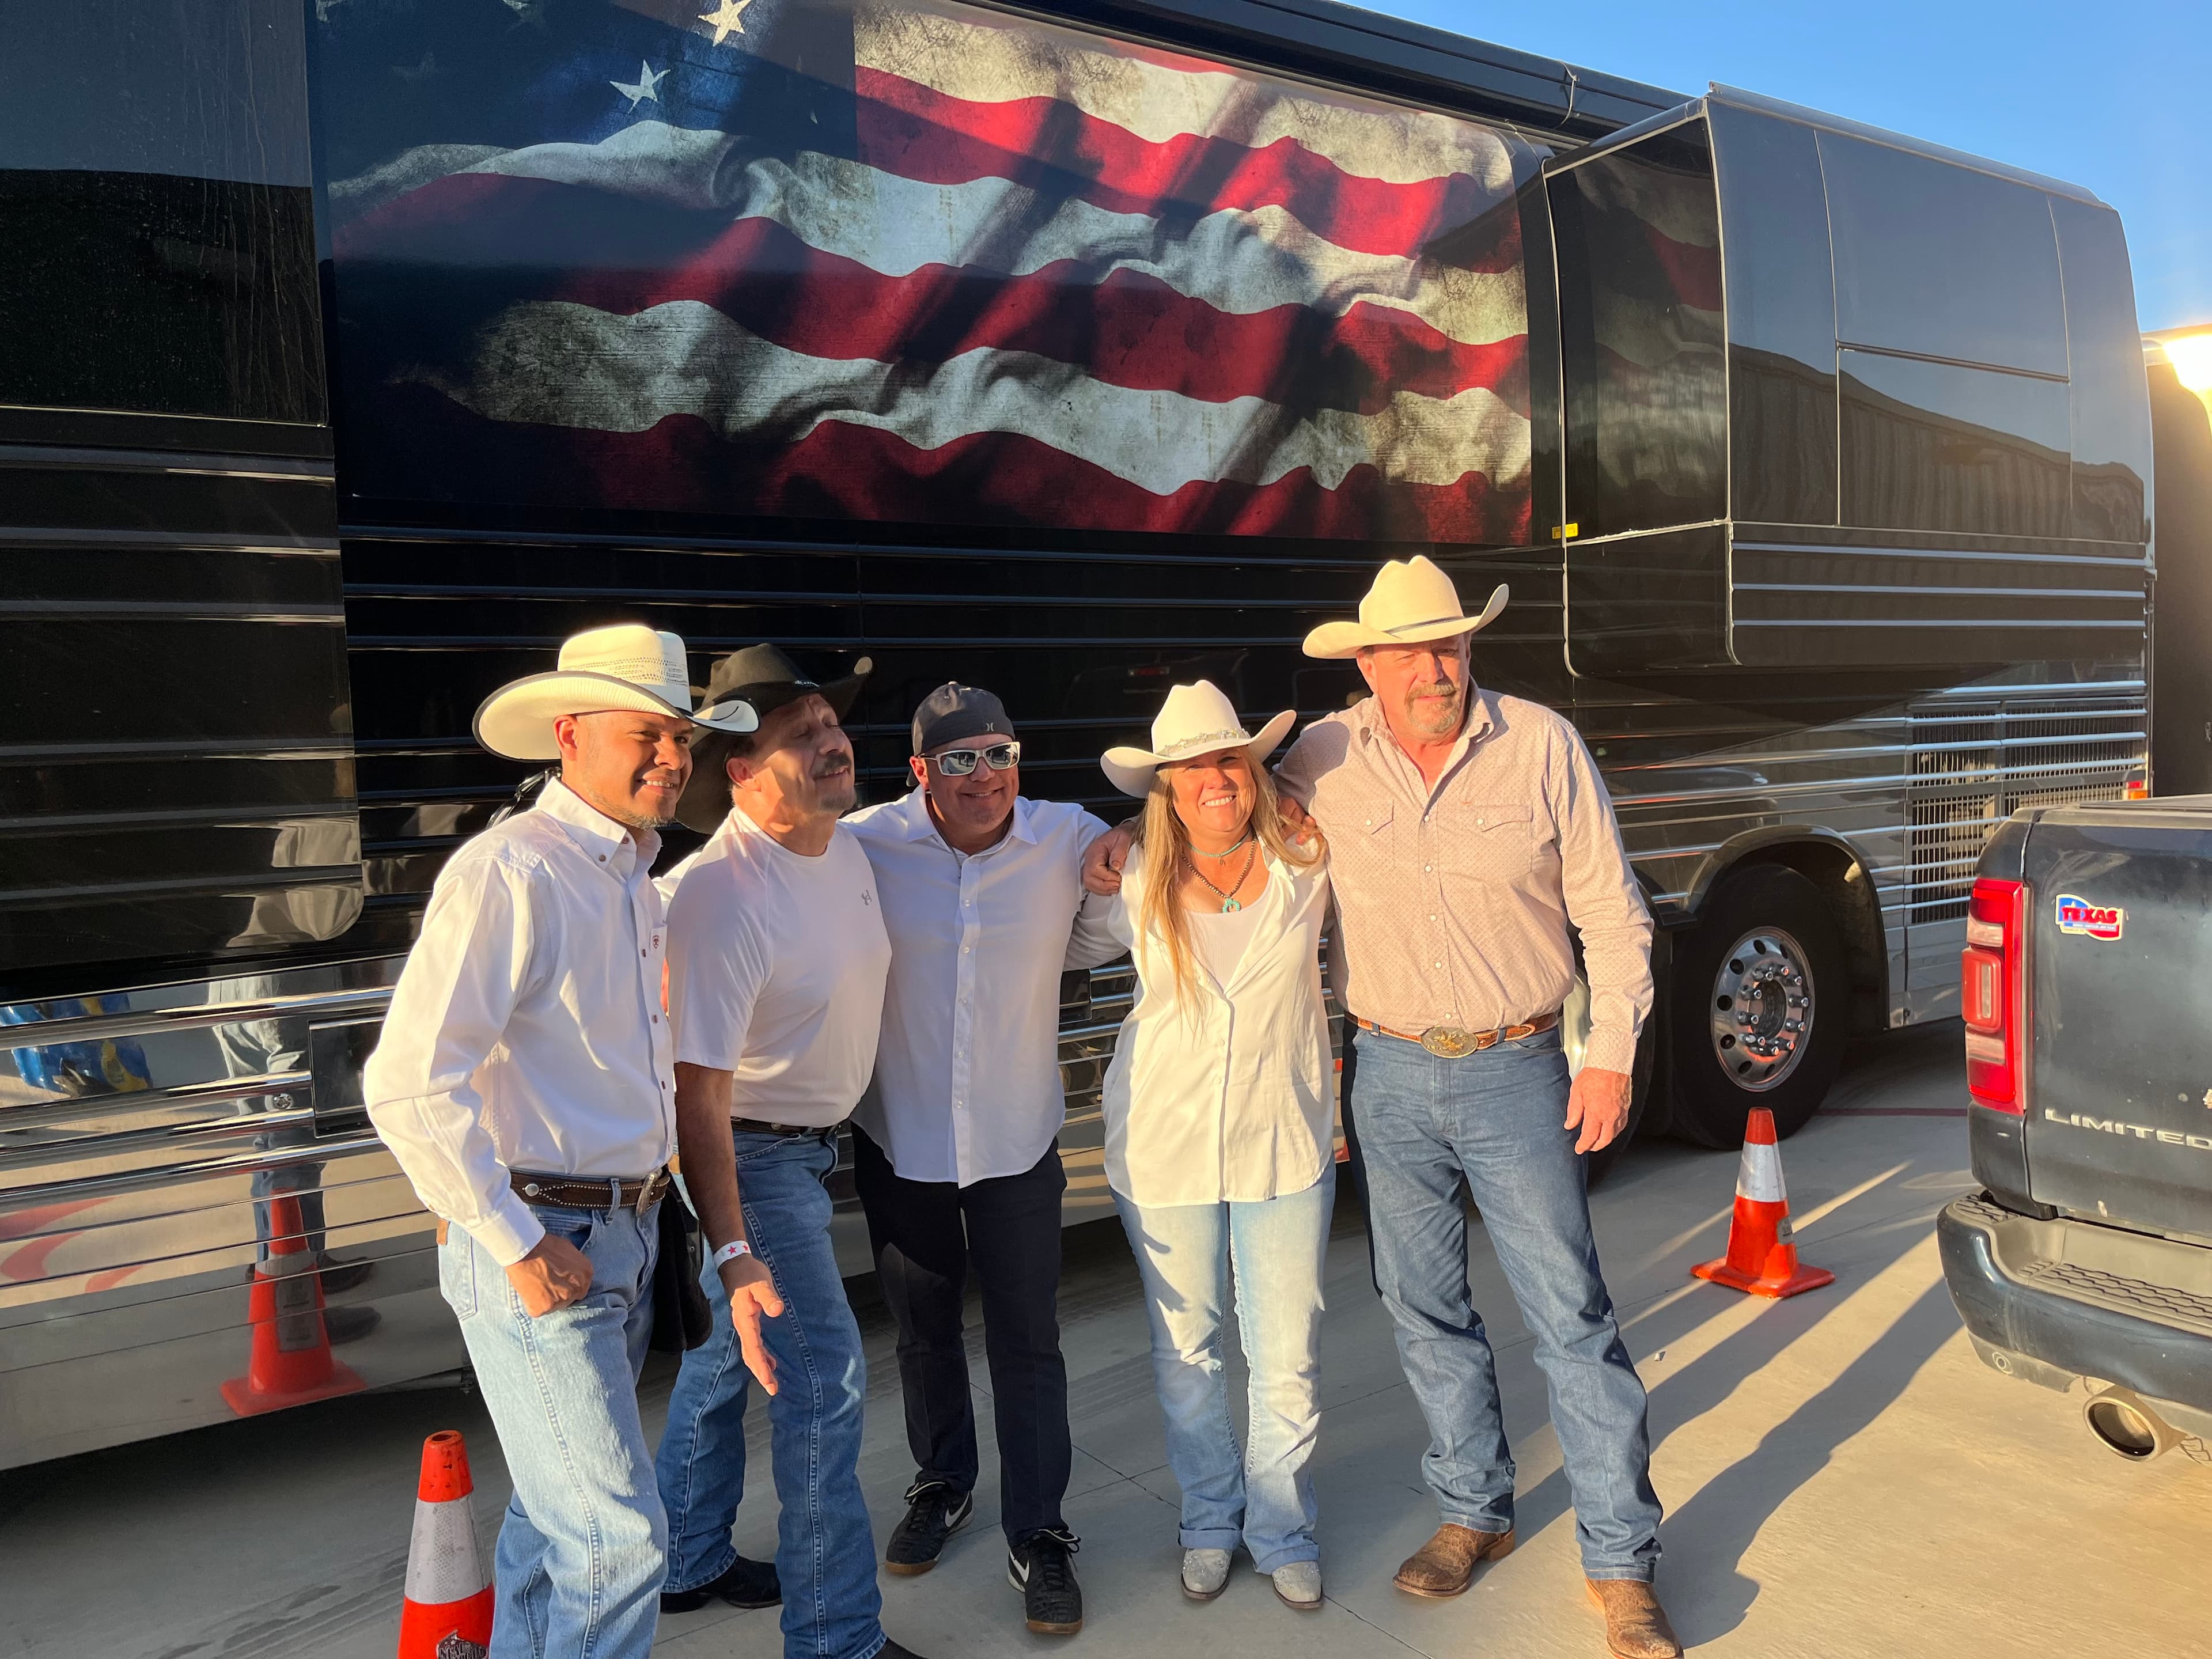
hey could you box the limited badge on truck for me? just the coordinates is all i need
[2054,893,2124,941]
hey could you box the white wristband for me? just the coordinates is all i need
[711,1239,753,1271]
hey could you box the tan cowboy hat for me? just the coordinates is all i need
[1302,555,1508,659]
[1101,680,1296,798]
[472,623,758,762]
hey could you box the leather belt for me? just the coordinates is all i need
[1352,1009,1559,1058]
[510,1169,672,1214]
[730,1116,844,1139]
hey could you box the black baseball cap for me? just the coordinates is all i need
[911,683,1016,755]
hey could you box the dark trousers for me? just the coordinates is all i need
[851,1127,1071,1543]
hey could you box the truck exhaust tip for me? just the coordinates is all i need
[2082,1385,2181,1462]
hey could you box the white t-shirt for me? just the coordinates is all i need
[663,809,892,1126]
[1190,902,1264,988]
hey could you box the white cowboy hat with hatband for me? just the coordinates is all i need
[1101,680,1297,798]
[1301,555,1508,659]
[473,623,759,762]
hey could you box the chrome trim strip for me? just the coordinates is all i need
[0,984,393,1044]
[0,1069,311,1127]
[2,1132,387,1208]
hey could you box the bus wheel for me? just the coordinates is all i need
[1668,865,1847,1149]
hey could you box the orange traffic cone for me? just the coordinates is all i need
[399,1430,496,1659]
[221,1193,367,1415]
[1691,1107,1835,1298]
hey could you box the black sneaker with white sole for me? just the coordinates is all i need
[1009,1528,1082,1635]
[885,1480,973,1576]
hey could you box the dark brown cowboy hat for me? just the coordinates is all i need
[673,645,873,833]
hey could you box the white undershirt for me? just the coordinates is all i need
[1188,902,1264,987]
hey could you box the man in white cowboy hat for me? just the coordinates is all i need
[363,623,770,1659]
[840,683,1121,1635]
[1084,557,1676,1658]
[649,645,934,1659]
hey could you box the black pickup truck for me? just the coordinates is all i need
[1938,798,2212,1467]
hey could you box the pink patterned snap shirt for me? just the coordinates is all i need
[1276,687,1653,1073]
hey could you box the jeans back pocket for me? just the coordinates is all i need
[438,1229,478,1320]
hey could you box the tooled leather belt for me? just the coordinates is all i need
[1351,1009,1560,1058]
[509,1169,672,1213]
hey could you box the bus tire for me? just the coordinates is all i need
[1667,864,1847,1149]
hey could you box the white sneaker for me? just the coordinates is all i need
[1181,1547,1232,1601]
[1272,1560,1323,1610]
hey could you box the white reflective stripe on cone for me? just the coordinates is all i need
[1734,1138,1786,1205]
[405,1496,490,1606]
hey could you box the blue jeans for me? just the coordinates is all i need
[1112,1162,1334,1574]
[441,1201,665,1659]
[1346,1025,1662,1581]
[655,1128,883,1659]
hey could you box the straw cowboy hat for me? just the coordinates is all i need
[674,643,874,833]
[1101,680,1296,798]
[473,623,757,761]
[1301,555,1508,659]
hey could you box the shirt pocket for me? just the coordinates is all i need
[1331,801,1395,887]
[1444,802,1536,883]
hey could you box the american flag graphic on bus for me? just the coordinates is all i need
[318,0,1542,543]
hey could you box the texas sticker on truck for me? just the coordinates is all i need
[2054,893,2126,940]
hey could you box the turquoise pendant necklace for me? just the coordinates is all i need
[1190,835,1258,912]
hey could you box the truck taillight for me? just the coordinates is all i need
[1963,877,2027,1112]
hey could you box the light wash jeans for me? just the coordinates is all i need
[1345,1024,1662,1581]
[1113,1161,1334,1574]
[440,1200,664,1659]
[655,1128,884,1659]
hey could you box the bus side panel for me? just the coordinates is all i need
[0,961,455,1471]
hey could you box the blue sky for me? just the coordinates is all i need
[1361,0,2209,331]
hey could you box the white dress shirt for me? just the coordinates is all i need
[363,779,676,1267]
[845,789,1122,1186]
[1100,843,1334,1207]
[663,808,891,1126]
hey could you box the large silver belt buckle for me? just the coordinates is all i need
[1420,1025,1480,1058]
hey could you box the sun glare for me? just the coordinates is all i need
[2165,332,2212,396]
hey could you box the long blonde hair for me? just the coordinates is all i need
[1134,755,1323,1006]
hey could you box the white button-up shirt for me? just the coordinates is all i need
[1099,843,1334,1207]
[364,779,676,1267]
[846,789,1122,1185]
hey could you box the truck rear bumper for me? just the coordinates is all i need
[1938,1193,2212,1426]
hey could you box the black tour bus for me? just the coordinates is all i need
[0,0,2166,1465]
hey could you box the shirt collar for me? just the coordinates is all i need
[902,784,1035,853]
[537,777,658,874]
[1356,685,1496,799]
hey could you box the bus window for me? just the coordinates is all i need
[1549,120,1728,541]
[1821,134,2065,378]
[1708,104,1836,527]
[2054,199,2152,544]
[0,0,322,423]
[1840,349,2071,539]
[1823,134,2077,541]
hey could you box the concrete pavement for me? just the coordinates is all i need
[3,1024,2207,1658]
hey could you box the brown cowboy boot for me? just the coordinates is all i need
[1585,1578,1683,1659]
[1392,1524,1515,1598]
